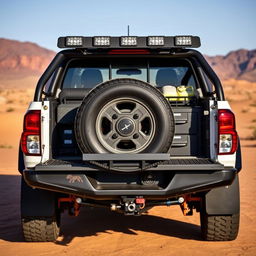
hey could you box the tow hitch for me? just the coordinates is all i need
[58,195,196,217]
[122,197,146,215]
[111,196,186,215]
[110,197,146,215]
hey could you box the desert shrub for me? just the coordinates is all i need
[0,144,12,149]
[6,107,14,112]
[252,128,256,140]
[246,91,252,100]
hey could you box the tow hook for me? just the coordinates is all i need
[127,203,136,212]
[122,196,146,215]
[58,196,81,216]
[180,195,201,216]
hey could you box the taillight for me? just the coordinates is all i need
[218,109,238,155]
[21,110,41,156]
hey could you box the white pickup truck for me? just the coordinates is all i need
[19,35,241,242]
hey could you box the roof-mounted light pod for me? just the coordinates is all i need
[94,36,110,46]
[148,36,165,46]
[120,36,137,46]
[65,36,83,46]
[57,35,201,49]
[175,36,192,46]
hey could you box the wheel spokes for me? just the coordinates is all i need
[102,104,121,120]
[96,98,155,153]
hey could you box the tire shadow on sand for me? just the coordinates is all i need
[0,174,23,242]
[57,206,201,245]
[0,174,201,244]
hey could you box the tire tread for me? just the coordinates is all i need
[201,213,239,241]
[22,217,60,242]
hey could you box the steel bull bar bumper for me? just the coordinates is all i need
[23,155,237,198]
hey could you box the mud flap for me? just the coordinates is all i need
[18,147,24,174]
[20,177,57,217]
[235,138,242,172]
[205,174,240,215]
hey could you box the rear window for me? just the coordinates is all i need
[150,66,195,87]
[62,59,196,89]
[63,67,109,89]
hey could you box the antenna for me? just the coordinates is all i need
[127,25,130,36]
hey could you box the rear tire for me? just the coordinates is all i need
[200,212,239,241]
[21,176,61,242]
[200,176,240,241]
[22,216,60,242]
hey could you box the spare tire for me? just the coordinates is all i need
[75,78,175,154]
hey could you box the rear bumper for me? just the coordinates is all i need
[23,167,237,199]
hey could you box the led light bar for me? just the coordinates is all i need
[148,36,165,46]
[175,36,192,46]
[94,36,110,46]
[65,36,83,46]
[57,36,201,49]
[120,36,137,46]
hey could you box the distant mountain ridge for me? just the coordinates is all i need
[0,38,255,82]
[205,49,256,82]
[0,38,55,78]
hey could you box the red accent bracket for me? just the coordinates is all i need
[136,198,145,204]
[58,196,80,216]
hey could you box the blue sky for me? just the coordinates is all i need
[0,0,255,55]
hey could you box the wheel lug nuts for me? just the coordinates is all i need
[112,114,118,119]
[133,114,139,119]
[133,133,139,139]
[112,133,118,139]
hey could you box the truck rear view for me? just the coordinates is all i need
[19,35,241,242]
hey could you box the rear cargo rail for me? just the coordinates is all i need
[34,155,225,172]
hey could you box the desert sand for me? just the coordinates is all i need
[0,85,256,256]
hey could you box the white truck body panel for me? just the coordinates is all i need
[209,100,218,160]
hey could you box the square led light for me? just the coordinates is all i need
[219,134,233,153]
[65,37,83,46]
[148,36,165,46]
[27,135,40,154]
[175,36,192,46]
[120,36,137,46]
[94,36,110,46]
